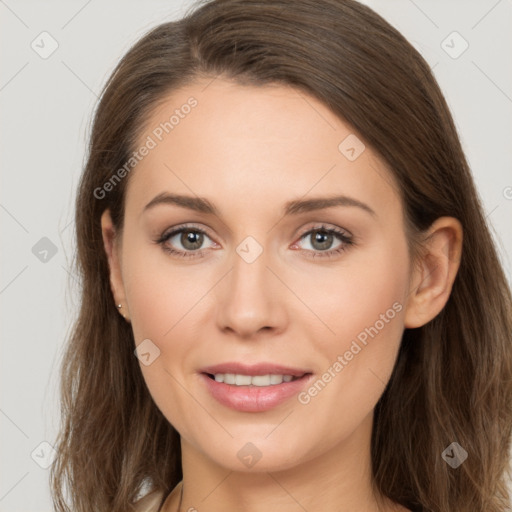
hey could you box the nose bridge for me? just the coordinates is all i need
[231,233,273,307]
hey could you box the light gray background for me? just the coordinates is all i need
[1,1,511,510]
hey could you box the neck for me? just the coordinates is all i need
[175,411,403,512]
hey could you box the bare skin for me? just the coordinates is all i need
[101,77,462,512]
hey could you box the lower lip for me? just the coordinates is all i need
[200,373,313,412]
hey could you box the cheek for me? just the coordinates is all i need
[301,240,408,429]
[123,240,207,341]
[121,243,213,430]
[315,233,409,353]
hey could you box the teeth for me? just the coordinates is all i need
[270,374,282,385]
[235,374,252,385]
[224,373,236,384]
[212,373,297,386]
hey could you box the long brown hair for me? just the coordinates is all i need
[50,1,512,511]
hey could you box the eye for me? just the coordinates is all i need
[155,224,217,259]
[293,224,354,259]
[155,223,354,260]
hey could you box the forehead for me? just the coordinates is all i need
[124,78,402,224]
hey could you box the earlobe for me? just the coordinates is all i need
[404,217,463,329]
[100,210,130,322]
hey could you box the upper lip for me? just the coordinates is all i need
[200,362,311,377]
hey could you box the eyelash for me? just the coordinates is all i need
[155,223,354,260]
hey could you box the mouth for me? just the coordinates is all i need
[204,372,303,386]
[199,362,313,412]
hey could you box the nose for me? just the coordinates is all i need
[215,242,287,340]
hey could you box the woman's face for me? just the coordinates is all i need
[105,77,414,473]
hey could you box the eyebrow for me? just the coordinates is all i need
[143,192,376,217]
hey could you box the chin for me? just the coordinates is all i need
[195,436,314,474]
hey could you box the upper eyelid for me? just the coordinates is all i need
[161,222,351,235]
[160,222,213,239]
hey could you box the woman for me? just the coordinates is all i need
[50,1,512,511]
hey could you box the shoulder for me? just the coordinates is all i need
[133,490,165,512]
[133,481,182,512]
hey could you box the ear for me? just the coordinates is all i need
[101,209,130,322]
[404,216,463,328]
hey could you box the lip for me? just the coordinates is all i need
[199,362,313,413]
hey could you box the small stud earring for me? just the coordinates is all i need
[117,303,127,319]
